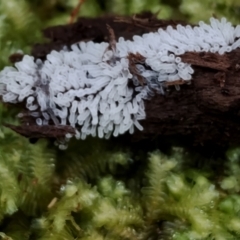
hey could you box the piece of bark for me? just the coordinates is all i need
[4,123,75,140]
[137,48,240,146]
[31,12,186,59]
[10,14,240,147]
[180,52,230,72]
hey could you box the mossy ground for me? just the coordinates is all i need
[1,1,240,239]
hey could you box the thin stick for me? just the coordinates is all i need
[48,197,58,209]
[69,0,86,24]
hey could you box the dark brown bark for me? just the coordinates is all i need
[8,13,240,147]
[31,12,185,59]
[139,49,240,146]
[4,123,75,140]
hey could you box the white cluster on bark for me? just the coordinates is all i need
[0,17,240,147]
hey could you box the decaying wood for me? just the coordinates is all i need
[4,123,75,140]
[138,48,240,146]
[31,13,185,59]
[6,13,240,147]
[180,52,230,71]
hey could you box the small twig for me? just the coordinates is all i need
[69,0,86,24]
[48,197,58,209]
[3,123,75,139]
[106,24,117,53]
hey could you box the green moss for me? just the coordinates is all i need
[1,0,240,239]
